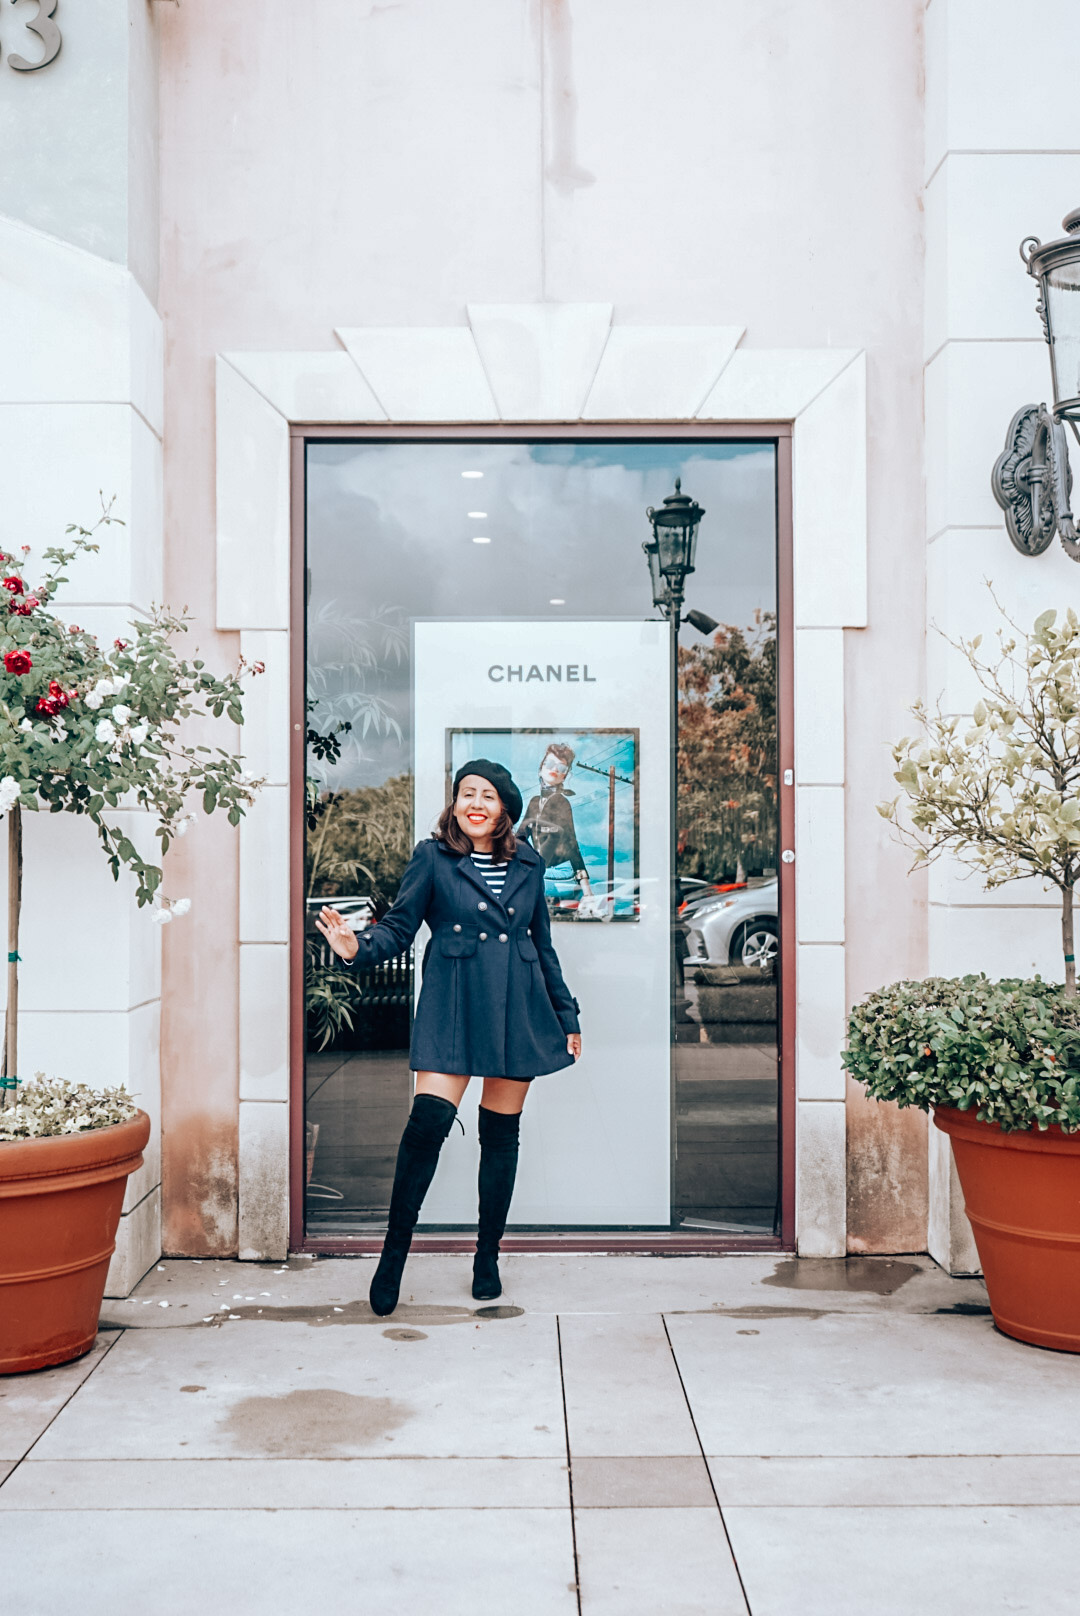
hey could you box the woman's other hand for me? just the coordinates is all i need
[567,1033,582,1061]
[315,907,360,961]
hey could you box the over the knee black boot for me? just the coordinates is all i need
[370,1094,457,1317]
[473,1106,520,1302]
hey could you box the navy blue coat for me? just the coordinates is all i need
[342,837,580,1078]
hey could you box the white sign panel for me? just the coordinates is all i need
[413,619,671,1226]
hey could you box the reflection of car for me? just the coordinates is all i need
[304,895,377,935]
[686,880,778,970]
[678,878,748,917]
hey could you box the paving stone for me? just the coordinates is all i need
[572,1455,715,1508]
[0,1507,579,1615]
[708,1454,1080,1506]
[31,1316,565,1461]
[667,1312,1080,1456]
[724,1505,1080,1615]
[559,1315,699,1456]
[0,1456,569,1510]
[575,1506,748,1614]
[0,1335,116,1461]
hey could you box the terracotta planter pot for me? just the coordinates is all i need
[934,1103,1080,1352]
[0,1111,150,1375]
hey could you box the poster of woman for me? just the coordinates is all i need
[447,728,640,921]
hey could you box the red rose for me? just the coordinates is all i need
[114,638,128,650]
[69,625,81,634]
[36,697,60,716]
[9,595,38,617]
[46,680,70,708]
[2,577,24,596]
[4,650,32,675]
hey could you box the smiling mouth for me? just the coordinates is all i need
[466,813,488,824]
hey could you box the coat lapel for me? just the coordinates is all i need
[499,842,540,911]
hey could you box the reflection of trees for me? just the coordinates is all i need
[677,613,777,881]
[306,771,413,905]
[305,600,406,788]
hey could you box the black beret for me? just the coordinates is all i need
[452,758,523,825]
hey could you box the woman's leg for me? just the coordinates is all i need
[473,1077,531,1301]
[369,1072,470,1317]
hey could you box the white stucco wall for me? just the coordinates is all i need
[0,3,164,1293]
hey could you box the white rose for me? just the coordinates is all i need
[171,898,191,917]
[109,674,129,694]
[83,687,105,710]
[18,718,33,732]
[0,777,21,815]
[112,704,132,725]
[151,907,173,925]
[129,721,148,745]
[95,718,116,744]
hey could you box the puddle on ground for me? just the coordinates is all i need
[934,1301,992,1316]
[762,1257,920,1296]
[474,1305,525,1320]
[668,1305,830,1321]
[220,1387,412,1455]
[382,1328,428,1341]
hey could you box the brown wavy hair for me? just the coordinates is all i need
[434,796,518,860]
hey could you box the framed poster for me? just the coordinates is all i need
[447,727,640,921]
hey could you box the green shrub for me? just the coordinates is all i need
[843,975,1080,1133]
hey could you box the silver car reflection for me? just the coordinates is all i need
[685,879,779,970]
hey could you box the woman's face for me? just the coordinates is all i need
[454,775,503,842]
[540,752,568,788]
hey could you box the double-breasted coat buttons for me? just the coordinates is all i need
[508,906,515,915]
[453,923,462,932]
[499,933,508,942]
[479,932,488,941]
[478,901,487,911]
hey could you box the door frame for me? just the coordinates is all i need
[289,421,795,1253]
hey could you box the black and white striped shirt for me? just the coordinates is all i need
[470,850,508,900]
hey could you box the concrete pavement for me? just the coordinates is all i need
[2,1254,1078,1614]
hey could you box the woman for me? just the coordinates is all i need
[316,759,582,1316]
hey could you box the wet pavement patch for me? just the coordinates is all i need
[763,1257,921,1295]
[219,1387,413,1455]
[382,1328,428,1341]
[179,1385,205,1393]
[934,1301,992,1316]
[475,1305,525,1320]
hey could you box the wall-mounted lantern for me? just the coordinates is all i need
[993,209,1080,560]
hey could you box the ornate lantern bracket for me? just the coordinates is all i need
[992,403,1079,560]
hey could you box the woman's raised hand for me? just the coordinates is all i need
[315,907,360,961]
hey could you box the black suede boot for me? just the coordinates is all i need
[370,1094,457,1317]
[473,1106,521,1301]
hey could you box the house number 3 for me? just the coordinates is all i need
[4,0,62,73]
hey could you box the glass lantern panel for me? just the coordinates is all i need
[1046,260,1080,415]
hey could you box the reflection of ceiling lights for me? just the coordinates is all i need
[472,535,491,545]
[467,511,487,519]
[550,598,566,605]
[461,470,483,479]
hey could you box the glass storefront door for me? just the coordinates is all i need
[301,433,785,1240]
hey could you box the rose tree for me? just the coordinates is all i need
[882,603,1080,997]
[0,513,263,1103]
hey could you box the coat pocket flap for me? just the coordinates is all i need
[517,934,540,962]
[440,931,477,957]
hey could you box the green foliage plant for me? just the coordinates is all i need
[882,602,1080,998]
[843,975,1080,1133]
[0,509,264,1109]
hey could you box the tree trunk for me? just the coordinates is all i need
[1063,880,1076,999]
[1,804,22,1108]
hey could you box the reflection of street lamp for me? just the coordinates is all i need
[644,478,706,632]
[993,208,1080,559]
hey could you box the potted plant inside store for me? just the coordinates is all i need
[0,510,262,1374]
[844,602,1080,1351]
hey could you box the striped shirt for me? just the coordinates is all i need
[470,850,508,900]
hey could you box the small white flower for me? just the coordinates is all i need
[152,907,173,925]
[129,721,148,745]
[95,718,116,744]
[0,777,20,815]
[112,703,132,725]
[171,898,191,917]
[83,687,105,710]
[108,674,130,694]
[18,718,33,732]
[175,813,195,837]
